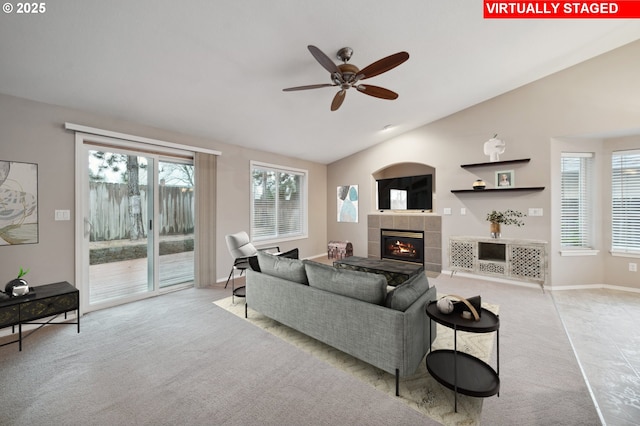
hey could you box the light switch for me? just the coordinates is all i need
[460,208,466,215]
[443,208,452,215]
[55,210,71,221]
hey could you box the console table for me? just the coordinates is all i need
[0,281,79,351]
[425,301,500,412]
[449,236,547,290]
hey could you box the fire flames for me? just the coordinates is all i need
[387,240,417,257]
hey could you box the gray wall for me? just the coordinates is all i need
[0,94,327,288]
[327,39,640,290]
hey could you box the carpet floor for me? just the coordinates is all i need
[0,270,602,425]
[215,295,499,426]
[0,286,437,426]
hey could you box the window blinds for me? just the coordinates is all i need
[251,163,305,241]
[612,150,640,253]
[561,153,594,248]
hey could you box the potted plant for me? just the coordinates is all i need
[486,210,525,238]
[5,267,30,297]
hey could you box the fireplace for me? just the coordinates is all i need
[380,229,424,265]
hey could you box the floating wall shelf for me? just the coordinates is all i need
[451,187,545,194]
[460,158,531,169]
[453,158,543,193]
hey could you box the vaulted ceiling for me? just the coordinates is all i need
[1,1,639,163]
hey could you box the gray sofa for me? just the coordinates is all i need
[245,251,437,396]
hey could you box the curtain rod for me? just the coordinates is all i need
[65,122,222,156]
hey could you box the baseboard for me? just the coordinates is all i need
[442,270,640,294]
[549,283,640,294]
[305,253,330,261]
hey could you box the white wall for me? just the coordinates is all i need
[327,39,640,290]
[0,93,327,288]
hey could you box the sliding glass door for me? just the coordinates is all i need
[78,138,194,312]
[158,159,194,289]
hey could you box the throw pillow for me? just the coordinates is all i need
[248,256,260,272]
[277,248,299,259]
[385,272,430,311]
[304,261,387,305]
[257,251,308,284]
[248,248,299,272]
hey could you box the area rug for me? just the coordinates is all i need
[214,297,499,426]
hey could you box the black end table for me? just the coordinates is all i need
[425,301,500,412]
[0,281,79,351]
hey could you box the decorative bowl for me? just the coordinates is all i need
[473,179,486,190]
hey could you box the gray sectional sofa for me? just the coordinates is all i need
[245,251,437,396]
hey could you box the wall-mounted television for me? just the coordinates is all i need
[377,174,433,211]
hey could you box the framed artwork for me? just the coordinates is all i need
[495,170,514,188]
[337,185,358,223]
[0,160,39,245]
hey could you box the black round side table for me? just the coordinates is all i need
[425,301,500,412]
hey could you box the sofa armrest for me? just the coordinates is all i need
[401,285,438,375]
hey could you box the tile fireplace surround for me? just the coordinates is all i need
[367,213,442,273]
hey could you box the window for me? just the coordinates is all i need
[611,150,640,254]
[251,161,307,242]
[561,153,594,249]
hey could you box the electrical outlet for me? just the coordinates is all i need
[630,263,638,272]
[528,208,543,217]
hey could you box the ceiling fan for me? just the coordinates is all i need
[283,45,409,111]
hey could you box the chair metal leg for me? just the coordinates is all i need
[224,266,234,288]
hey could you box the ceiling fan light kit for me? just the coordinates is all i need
[283,45,409,111]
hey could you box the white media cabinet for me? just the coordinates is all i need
[449,236,547,287]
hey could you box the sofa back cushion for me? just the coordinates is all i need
[304,261,387,305]
[385,272,430,311]
[257,251,308,284]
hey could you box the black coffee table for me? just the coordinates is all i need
[333,256,424,286]
[425,301,500,412]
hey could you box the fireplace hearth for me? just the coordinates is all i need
[381,229,424,265]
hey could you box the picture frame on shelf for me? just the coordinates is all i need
[495,170,514,188]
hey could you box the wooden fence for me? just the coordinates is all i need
[89,182,194,241]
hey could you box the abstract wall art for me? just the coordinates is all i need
[0,160,39,245]
[337,185,358,223]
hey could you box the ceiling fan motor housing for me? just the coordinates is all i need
[333,63,360,87]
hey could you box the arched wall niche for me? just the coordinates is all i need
[371,162,436,211]
[372,162,435,180]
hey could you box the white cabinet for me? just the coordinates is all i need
[449,236,547,286]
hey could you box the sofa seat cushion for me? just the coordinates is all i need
[257,251,308,284]
[304,261,387,305]
[385,272,430,311]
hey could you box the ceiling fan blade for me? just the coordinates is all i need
[356,84,399,100]
[308,45,340,74]
[283,83,335,92]
[331,90,346,111]
[357,52,409,80]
